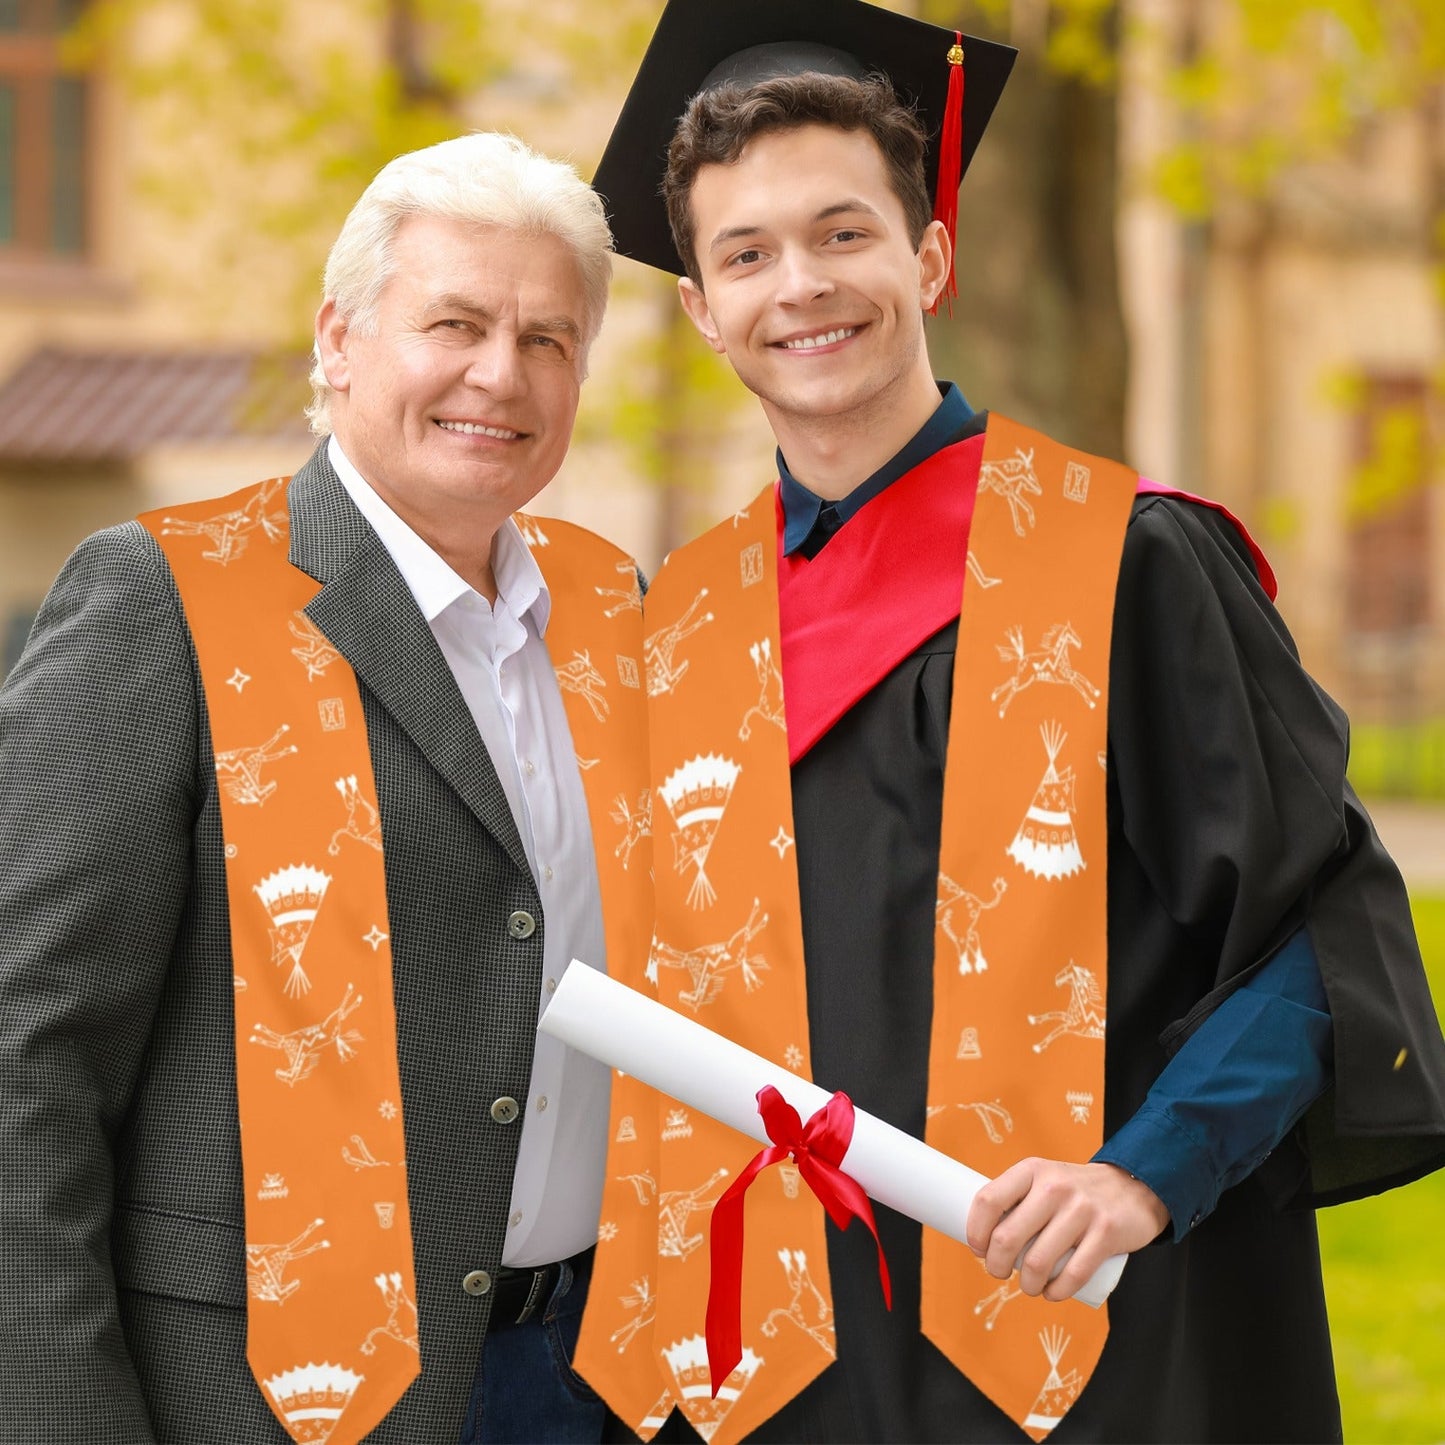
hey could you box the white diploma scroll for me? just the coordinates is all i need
[540,960,1125,1308]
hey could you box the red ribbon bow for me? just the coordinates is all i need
[705,1086,892,1394]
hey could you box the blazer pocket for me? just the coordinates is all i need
[112,1202,248,1309]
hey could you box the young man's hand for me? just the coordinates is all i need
[965,1159,1170,1302]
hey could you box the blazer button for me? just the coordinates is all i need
[462,1269,493,1297]
[491,1096,521,1125]
[507,910,536,940]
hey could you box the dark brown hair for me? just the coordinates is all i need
[663,72,932,285]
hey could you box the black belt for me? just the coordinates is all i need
[490,1245,595,1327]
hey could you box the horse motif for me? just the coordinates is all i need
[1028,962,1106,1053]
[556,649,610,723]
[990,621,1100,718]
[979,448,1042,537]
[649,899,769,1011]
[161,477,287,565]
[644,589,714,697]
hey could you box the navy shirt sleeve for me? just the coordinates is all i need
[1093,927,1332,1239]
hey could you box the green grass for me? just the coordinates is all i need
[1318,894,1445,1441]
[1347,722,1445,801]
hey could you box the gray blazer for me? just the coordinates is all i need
[0,447,554,1442]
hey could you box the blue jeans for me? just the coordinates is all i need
[459,1250,608,1444]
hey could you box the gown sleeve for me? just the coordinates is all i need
[1106,495,1445,1207]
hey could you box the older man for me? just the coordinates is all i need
[0,133,650,1445]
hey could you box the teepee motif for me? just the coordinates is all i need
[659,754,742,909]
[254,865,333,997]
[1024,1327,1083,1437]
[1006,723,1084,879]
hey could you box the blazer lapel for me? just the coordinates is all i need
[284,445,533,879]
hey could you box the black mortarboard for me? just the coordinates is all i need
[593,0,1017,284]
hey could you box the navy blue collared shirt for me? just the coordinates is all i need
[780,383,977,558]
[777,383,1334,1237]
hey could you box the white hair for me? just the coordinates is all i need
[307,131,613,435]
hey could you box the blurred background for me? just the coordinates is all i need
[1,0,1442,1434]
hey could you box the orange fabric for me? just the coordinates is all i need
[524,514,666,1431]
[584,416,1137,1443]
[921,414,1136,1437]
[145,485,650,1445]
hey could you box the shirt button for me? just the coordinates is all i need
[524,760,536,776]
[543,866,554,881]
[510,1210,523,1229]
[507,910,536,939]
[491,1096,521,1125]
[545,978,557,995]
[536,1095,549,1112]
[462,1269,492,1297]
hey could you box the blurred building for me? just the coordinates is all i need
[3,0,1442,741]
[1119,0,1444,728]
[0,0,768,676]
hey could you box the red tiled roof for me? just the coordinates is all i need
[0,347,314,462]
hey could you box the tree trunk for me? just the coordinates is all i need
[928,9,1129,460]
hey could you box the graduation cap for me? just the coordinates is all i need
[593,0,1017,304]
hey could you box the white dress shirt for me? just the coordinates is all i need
[328,436,610,1267]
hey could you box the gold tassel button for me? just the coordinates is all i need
[947,43,965,65]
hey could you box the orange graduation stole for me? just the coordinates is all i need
[579,415,1137,1442]
[144,483,650,1445]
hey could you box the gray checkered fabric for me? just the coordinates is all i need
[0,447,553,1443]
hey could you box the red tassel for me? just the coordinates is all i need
[929,33,966,317]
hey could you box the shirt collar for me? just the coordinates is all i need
[326,434,550,633]
[779,382,975,556]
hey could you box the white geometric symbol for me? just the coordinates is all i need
[363,924,389,952]
[770,826,794,859]
[1067,1090,1094,1123]
[257,1172,289,1201]
[227,667,251,693]
[1063,460,1091,503]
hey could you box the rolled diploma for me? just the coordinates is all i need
[540,959,1124,1308]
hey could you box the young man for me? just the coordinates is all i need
[0,134,651,1444]
[576,2,1445,1441]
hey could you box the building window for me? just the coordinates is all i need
[0,0,89,258]
[1344,374,1435,639]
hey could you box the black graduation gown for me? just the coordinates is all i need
[652,489,1445,1445]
